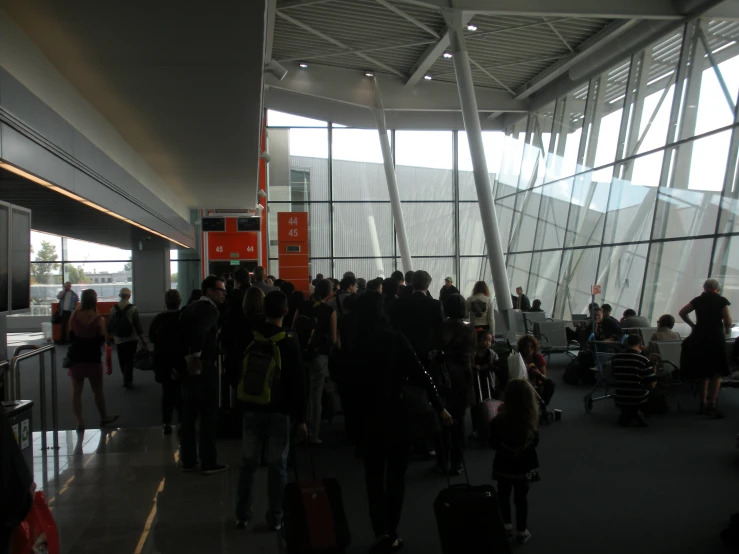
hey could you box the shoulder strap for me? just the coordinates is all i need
[269,332,287,343]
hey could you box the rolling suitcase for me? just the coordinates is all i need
[281,444,351,554]
[472,371,501,444]
[434,460,512,554]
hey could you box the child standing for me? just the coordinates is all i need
[489,378,540,544]
[470,330,499,439]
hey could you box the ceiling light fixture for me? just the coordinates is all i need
[365,71,374,77]
[466,24,477,31]
[0,161,190,248]
[424,74,432,80]
[443,52,453,59]
[299,62,308,68]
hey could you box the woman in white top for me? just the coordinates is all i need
[466,281,495,333]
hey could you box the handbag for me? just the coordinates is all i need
[11,491,60,554]
[133,348,154,371]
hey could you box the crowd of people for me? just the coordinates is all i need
[53,269,739,551]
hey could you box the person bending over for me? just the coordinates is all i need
[517,335,555,406]
[611,334,657,427]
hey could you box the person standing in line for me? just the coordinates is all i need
[439,276,460,304]
[252,266,279,296]
[68,289,119,432]
[511,286,531,312]
[294,279,336,445]
[398,270,415,298]
[679,278,732,418]
[356,278,368,296]
[434,294,475,475]
[349,293,452,553]
[56,281,79,344]
[489,379,540,544]
[235,291,307,531]
[149,289,185,435]
[179,275,229,474]
[108,287,147,388]
[328,274,358,321]
[466,281,495,333]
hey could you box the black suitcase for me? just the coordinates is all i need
[434,448,511,554]
[280,445,351,554]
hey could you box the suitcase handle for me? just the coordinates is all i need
[438,430,472,489]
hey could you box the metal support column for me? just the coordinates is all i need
[372,79,413,273]
[443,9,513,327]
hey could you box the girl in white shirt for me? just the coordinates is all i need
[466,281,495,333]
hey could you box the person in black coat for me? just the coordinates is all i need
[489,379,540,544]
[390,270,444,365]
[511,286,531,311]
[349,293,452,553]
[439,276,460,304]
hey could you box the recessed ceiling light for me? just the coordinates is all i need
[365,71,374,77]
[443,52,453,59]
[299,62,308,68]
[424,74,432,80]
[466,24,478,31]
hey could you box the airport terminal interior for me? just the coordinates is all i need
[3,0,739,552]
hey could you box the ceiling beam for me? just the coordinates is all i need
[264,88,505,130]
[276,11,406,77]
[277,39,437,63]
[394,0,733,19]
[405,12,473,88]
[264,0,278,62]
[265,63,528,112]
[375,0,440,38]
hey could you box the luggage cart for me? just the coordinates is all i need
[583,341,620,413]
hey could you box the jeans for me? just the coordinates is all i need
[235,411,290,525]
[308,355,329,440]
[117,341,138,384]
[436,408,466,470]
[497,479,530,532]
[364,419,410,540]
[180,366,218,469]
[162,379,183,425]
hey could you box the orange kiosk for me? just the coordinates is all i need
[200,212,262,278]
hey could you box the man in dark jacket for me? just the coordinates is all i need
[391,270,444,365]
[511,286,531,311]
[439,276,460,303]
[235,291,307,531]
[149,289,185,435]
[179,275,228,475]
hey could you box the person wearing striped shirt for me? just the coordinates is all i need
[611,334,657,427]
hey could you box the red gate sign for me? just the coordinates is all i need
[591,284,601,295]
[278,212,308,242]
[208,232,258,260]
[278,212,309,292]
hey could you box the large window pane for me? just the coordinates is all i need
[414,257,456,300]
[400,203,454,257]
[65,238,131,262]
[396,131,453,200]
[641,238,713,323]
[460,257,486,301]
[170,249,200,300]
[459,203,484,256]
[598,243,648,318]
[333,203,393,258]
[506,253,532,294]
[553,247,599,319]
[564,173,610,248]
[267,110,327,127]
[496,120,527,194]
[528,250,563,315]
[508,188,542,253]
[334,258,394,281]
[333,129,389,201]
[458,132,505,201]
[711,235,739,308]
[66,262,133,302]
[284,129,330,201]
[545,89,585,183]
[533,179,573,250]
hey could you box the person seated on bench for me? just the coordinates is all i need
[517,335,555,405]
[649,314,680,343]
[612,334,657,427]
[620,309,651,328]
[601,304,624,340]
[588,307,623,342]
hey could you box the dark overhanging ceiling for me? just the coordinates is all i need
[0,169,170,250]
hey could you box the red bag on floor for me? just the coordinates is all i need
[105,343,113,375]
[12,491,59,554]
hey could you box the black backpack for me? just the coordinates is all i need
[294,302,329,360]
[110,304,134,337]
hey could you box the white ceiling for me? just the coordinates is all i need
[0,0,268,210]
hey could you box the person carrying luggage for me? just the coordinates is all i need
[349,293,452,553]
[489,379,541,544]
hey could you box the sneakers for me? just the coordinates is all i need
[180,462,200,473]
[201,464,229,475]
[269,522,283,532]
[517,530,532,543]
[235,519,248,529]
[705,405,725,419]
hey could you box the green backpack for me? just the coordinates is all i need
[237,331,287,405]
